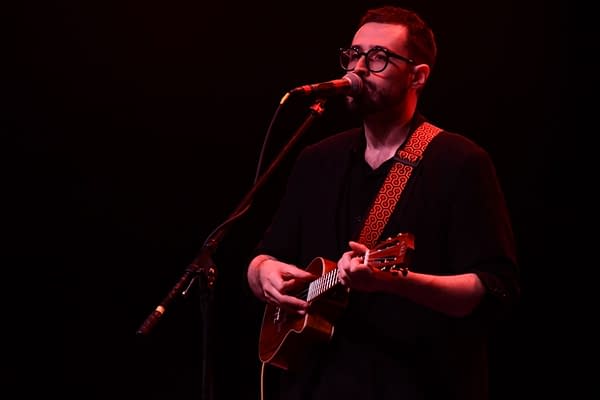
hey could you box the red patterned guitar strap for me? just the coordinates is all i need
[358,121,442,248]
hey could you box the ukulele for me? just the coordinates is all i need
[258,232,414,370]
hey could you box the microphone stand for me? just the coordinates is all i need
[136,98,327,400]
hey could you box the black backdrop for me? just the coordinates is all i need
[6,0,568,399]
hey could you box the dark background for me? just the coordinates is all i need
[6,0,570,399]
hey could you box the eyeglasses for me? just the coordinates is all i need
[339,46,415,73]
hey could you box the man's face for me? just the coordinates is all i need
[345,22,414,116]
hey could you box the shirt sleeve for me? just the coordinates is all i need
[448,145,521,321]
[251,146,314,264]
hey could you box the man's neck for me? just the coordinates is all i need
[363,112,414,169]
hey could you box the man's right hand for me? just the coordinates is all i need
[247,255,316,315]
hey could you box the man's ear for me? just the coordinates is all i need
[412,64,431,90]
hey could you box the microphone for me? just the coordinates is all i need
[287,72,363,99]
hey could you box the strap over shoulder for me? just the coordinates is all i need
[358,121,442,248]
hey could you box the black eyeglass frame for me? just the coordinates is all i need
[339,46,415,73]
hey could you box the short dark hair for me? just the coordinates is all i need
[359,6,437,69]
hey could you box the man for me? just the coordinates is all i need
[247,5,520,400]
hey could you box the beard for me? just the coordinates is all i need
[344,79,411,118]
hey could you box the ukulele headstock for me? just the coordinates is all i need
[367,232,414,275]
